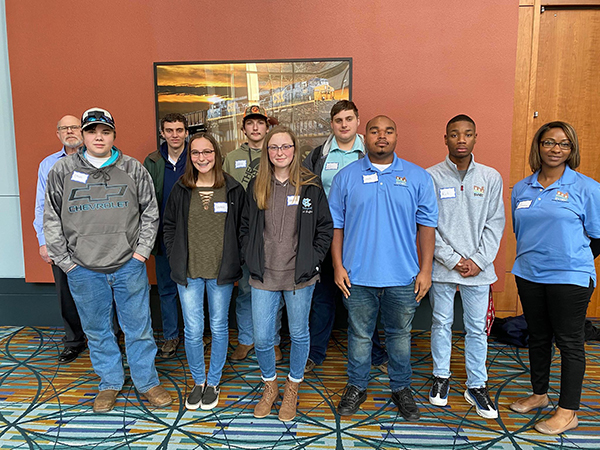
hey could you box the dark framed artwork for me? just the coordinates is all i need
[154,58,352,156]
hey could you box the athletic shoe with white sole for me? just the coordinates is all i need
[464,387,498,419]
[429,376,450,407]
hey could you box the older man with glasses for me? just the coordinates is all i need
[34,115,86,364]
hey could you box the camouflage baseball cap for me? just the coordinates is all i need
[243,105,268,123]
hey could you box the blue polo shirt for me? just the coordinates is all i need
[329,154,438,287]
[511,165,600,287]
[321,136,364,197]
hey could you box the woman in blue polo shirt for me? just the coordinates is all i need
[510,121,600,435]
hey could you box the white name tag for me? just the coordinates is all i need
[516,200,532,210]
[325,162,339,170]
[287,195,300,206]
[439,187,456,199]
[71,171,89,184]
[235,160,247,169]
[363,173,378,184]
[214,202,228,213]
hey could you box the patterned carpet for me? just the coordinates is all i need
[1,326,600,449]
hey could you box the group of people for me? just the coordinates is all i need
[34,100,599,435]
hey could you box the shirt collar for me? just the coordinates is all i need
[361,153,403,172]
[331,135,364,153]
[528,165,577,188]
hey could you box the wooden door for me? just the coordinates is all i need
[526,5,600,316]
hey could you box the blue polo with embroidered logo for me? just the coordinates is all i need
[328,154,438,287]
[511,165,600,287]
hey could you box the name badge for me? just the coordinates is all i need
[325,162,339,170]
[71,171,89,184]
[363,173,378,184]
[516,200,532,210]
[235,160,247,169]
[287,195,300,206]
[214,202,228,213]
[439,187,456,199]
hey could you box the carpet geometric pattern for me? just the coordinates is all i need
[1,326,599,449]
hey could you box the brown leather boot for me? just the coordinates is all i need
[253,379,279,418]
[230,343,254,361]
[93,389,119,413]
[278,378,300,422]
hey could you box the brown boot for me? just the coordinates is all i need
[142,385,173,408]
[230,343,254,361]
[254,379,279,418]
[93,389,119,413]
[278,378,300,422]
[274,345,283,362]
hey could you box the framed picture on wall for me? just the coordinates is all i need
[154,58,352,157]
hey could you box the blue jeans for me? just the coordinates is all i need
[177,278,233,386]
[430,283,490,388]
[155,252,180,340]
[308,253,387,365]
[343,283,419,391]
[252,284,315,382]
[67,257,159,393]
[236,264,283,346]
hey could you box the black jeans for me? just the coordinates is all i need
[52,264,85,349]
[515,276,593,410]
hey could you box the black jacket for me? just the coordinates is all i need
[163,173,245,286]
[241,178,333,285]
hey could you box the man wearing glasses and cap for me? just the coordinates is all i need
[34,115,86,364]
[44,108,172,413]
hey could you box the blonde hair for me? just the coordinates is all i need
[253,125,319,210]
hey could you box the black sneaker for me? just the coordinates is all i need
[201,385,220,410]
[464,387,498,419]
[185,385,204,410]
[391,387,420,421]
[337,384,367,416]
[429,376,450,407]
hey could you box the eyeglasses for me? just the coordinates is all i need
[191,150,215,158]
[57,125,81,132]
[267,144,294,152]
[540,140,572,150]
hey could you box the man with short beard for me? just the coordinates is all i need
[34,114,86,364]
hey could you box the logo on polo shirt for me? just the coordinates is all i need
[474,185,485,197]
[395,176,407,186]
[554,191,569,202]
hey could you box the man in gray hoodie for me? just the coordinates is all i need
[44,108,172,413]
[426,114,505,419]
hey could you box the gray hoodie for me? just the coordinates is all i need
[44,147,159,274]
[427,155,505,285]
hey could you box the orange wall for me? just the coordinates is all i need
[7,1,518,283]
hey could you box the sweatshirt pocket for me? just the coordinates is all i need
[73,232,133,270]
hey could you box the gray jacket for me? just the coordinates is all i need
[427,155,505,285]
[44,147,159,274]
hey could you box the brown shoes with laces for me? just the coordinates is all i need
[253,379,279,418]
[279,378,300,422]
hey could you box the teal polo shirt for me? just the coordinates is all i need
[328,154,438,287]
[321,136,364,197]
[512,165,600,287]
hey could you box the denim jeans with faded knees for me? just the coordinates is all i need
[155,252,180,341]
[430,283,490,388]
[252,284,315,382]
[67,257,159,393]
[235,264,284,346]
[343,283,419,392]
[177,278,234,387]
